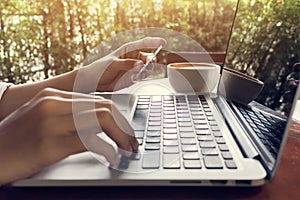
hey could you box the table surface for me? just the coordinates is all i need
[0,121,299,200]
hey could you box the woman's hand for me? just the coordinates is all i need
[75,37,166,92]
[0,37,167,119]
[0,88,138,185]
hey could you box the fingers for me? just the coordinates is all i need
[62,133,121,165]
[32,88,139,160]
[127,37,166,52]
[72,107,138,155]
[106,59,144,90]
[32,95,105,118]
[115,37,167,59]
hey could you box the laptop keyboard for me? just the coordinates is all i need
[119,95,237,170]
[234,103,286,158]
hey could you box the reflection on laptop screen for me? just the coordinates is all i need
[223,0,300,176]
[225,0,300,118]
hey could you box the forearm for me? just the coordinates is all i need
[0,70,77,120]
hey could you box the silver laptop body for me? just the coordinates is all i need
[14,0,300,187]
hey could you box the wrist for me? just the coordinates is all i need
[43,69,78,92]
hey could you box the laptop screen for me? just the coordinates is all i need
[224,0,300,118]
[223,0,300,175]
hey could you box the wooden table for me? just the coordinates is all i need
[1,121,299,200]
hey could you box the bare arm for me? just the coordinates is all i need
[0,70,77,120]
[0,37,166,120]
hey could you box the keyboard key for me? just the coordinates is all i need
[164,95,174,101]
[146,137,161,143]
[201,147,219,155]
[182,144,198,152]
[149,113,161,117]
[179,122,193,127]
[177,114,190,118]
[164,119,176,124]
[218,144,229,151]
[134,130,144,139]
[148,121,161,126]
[147,131,161,137]
[163,146,179,154]
[164,110,175,115]
[163,139,178,146]
[164,115,176,119]
[207,116,215,121]
[215,137,226,144]
[190,107,202,111]
[179,127,194,132]
[205,112,213,116]
[163,128,177,134]
[149,117,161,121]
[197,135,213,141]
[151,102,162,106]
[181,138,196,145]
[163,124,177,128]
[164,107,175,111]
[203,156,223,169]
[211,126,220,131]
[225,160,237,169]
[148,126,161,131]
[178,118,191,122]
[150,109,162,114]
[213,131,222,137]
[163,134,178,140]
[196,129,210,135]
[136,105,149,110]
[137,101,150,105]
[199,141,216,148]
[177,110,189,114]
[138,96,150,101]
[142,151,160,169]
[145,143,160,150]
[192,115,206,120]
[193,120,207,125]
[194,124,209,130]
[164,104,175,107]
[203,108,211,112]
[184,160,202,169]
[183,152,200,160]
[163,154,180,169]
[151,96,162,102]
[150,106,162,111]
[180,132,195,138]
[209,121,218,126]
[221,151,233,159]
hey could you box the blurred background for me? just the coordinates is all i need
[0,0,299,114]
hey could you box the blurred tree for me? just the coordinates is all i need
[3,0,298,114]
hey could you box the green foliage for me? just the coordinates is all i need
[1,0,299,114]
[0,0,237,83]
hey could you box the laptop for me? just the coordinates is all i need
[13,0,300,186]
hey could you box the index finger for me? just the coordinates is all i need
[115,37,167,59]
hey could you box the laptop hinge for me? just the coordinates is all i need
[214,96,259,159]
